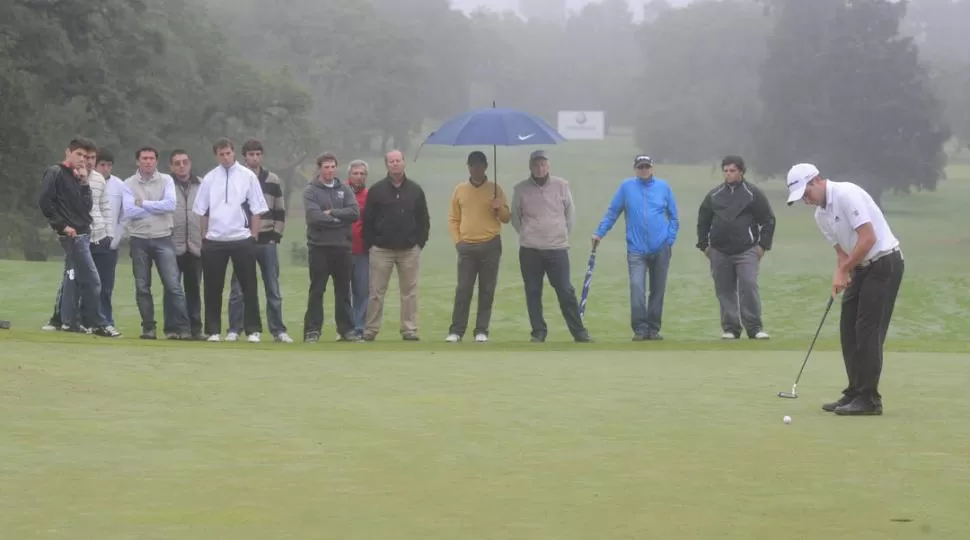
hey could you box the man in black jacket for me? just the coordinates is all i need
[302,152,360,343]
[361,149,431,341]
[37,138,120,337]
[696,155,776,340]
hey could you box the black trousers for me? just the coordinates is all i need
[449,236,502,336]
[201,239,261,335]
[519,247,587,339]
[840,251,904,401]
[165,253,203,335]
[303,245,353,336]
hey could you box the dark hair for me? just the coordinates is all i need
[95,149,114,164]
[316,152,338,168]
[135,146,159,160]
[212,138,234,153]
[68,137,97,153]
[242,139,264,155]
[721,155,746,173]
[467,150,488,165]
[170,149,190,163]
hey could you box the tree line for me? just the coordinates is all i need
[1,0,967,258]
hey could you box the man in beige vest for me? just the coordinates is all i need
[511,150,591,343]
[163,149,205,339]
[122,146,191,339]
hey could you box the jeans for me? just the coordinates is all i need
[130,236,190,334]
[164,253,203,335]
[708,246,762,337]
[518,247,586,339]
[351,253,369,334]
[449,236,502,337]
[303,245,353,336]
[201,238,261,336]
[627,245,672,336]
[228,242,285,336]
[57,234,105,329]
[91,244,119,326]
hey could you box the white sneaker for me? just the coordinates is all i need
[248,332,261,343]
[475,333,488,343]
[445,334,461,343]
[274,332,294,343]
[41,324,58,331]
[207,334,222,342]
[754,331,770,340]
[721,332,738,340]
[225,332,239,342]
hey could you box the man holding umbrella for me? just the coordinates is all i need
[511,150,591,343]
[446,151,510,343]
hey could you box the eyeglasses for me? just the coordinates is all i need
[636,164,651,169]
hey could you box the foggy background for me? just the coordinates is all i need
[1,0,968,261]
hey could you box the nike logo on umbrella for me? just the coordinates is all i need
[517,134,535,140]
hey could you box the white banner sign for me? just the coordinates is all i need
[557,111,605,140]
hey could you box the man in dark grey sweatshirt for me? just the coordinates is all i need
[302,152,360,342]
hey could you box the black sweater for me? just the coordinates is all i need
[38,164,93,235]
[362,175,430,250]
[696,179,776,255]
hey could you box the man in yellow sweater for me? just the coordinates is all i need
[446,151,511,342]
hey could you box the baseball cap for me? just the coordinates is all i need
[467,150,487,165]
[529,149,548,162]
[634,155,653,167]
[786,163,820,205]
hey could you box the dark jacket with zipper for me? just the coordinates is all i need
[39,164,93,235]
[696,179,775,255]
[304,178,359,248]
[362,175,430,250]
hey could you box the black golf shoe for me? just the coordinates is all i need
[822,395,855,412]
[834,396,882,416]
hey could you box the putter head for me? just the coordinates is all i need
[777,391,798,399]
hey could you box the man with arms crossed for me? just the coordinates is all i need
[446,151,510,343]
[226,139,292,343]
[786,163,904,416]
[164,149,205,340]
[302,152,360,343]
[193,138,268,342]
[511,150,591,343]
[38,137,119,337]
[123,146,192,339]
[362,149,431,341]
[696,155,775,340]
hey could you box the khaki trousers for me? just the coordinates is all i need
[364,246,421,338]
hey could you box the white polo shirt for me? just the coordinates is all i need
[193,162,269,241]
[813,180,900,263]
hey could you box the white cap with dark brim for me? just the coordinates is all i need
[786,163,820,205]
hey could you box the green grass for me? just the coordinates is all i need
[2,136,970,538]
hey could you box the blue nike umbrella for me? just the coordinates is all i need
[417,103,567,195]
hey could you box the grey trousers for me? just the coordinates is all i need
[708,246,763,337]
[448,236,502,337]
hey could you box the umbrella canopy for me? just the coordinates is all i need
[423,107,566,146]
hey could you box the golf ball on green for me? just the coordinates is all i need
[783,415,792,424]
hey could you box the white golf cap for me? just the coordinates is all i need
[786,163,820,205]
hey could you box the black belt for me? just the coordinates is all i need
[858,247,901,268]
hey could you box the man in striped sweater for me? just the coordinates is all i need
[226,139,292,343]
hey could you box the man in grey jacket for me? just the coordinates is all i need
[163,149,205,339]
[302,152,360,342]
[511,150,591,343]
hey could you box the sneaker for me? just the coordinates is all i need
[274,332,294,343]
[41,323,60,331]
[165,332,180,340]
[225,332,239,342]
[248,332,261,343]
[140,329,157,340]
[475,333,488,343]
[94,325,121,338]
[721,332,739,340]
[191,332,207,341]
[63,324,92,334]
[206,334,222,342]
[337,333,362,342]
[303,331,320,343]
[402,334,420,341]
[445,334,461,343]
[753,331,770,340]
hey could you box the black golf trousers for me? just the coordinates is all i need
[201,238,261,336]
[303,245,353,336]
[840,250,904,401]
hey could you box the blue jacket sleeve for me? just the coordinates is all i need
[666,184,679,245]
[594,184,626,238]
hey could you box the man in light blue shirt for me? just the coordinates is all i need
[592,155,679,340]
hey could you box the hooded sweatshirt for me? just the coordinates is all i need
[304,178,359,248]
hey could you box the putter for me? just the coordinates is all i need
[778,296,835,399]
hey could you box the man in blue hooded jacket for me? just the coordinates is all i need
[592,155,679,340]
